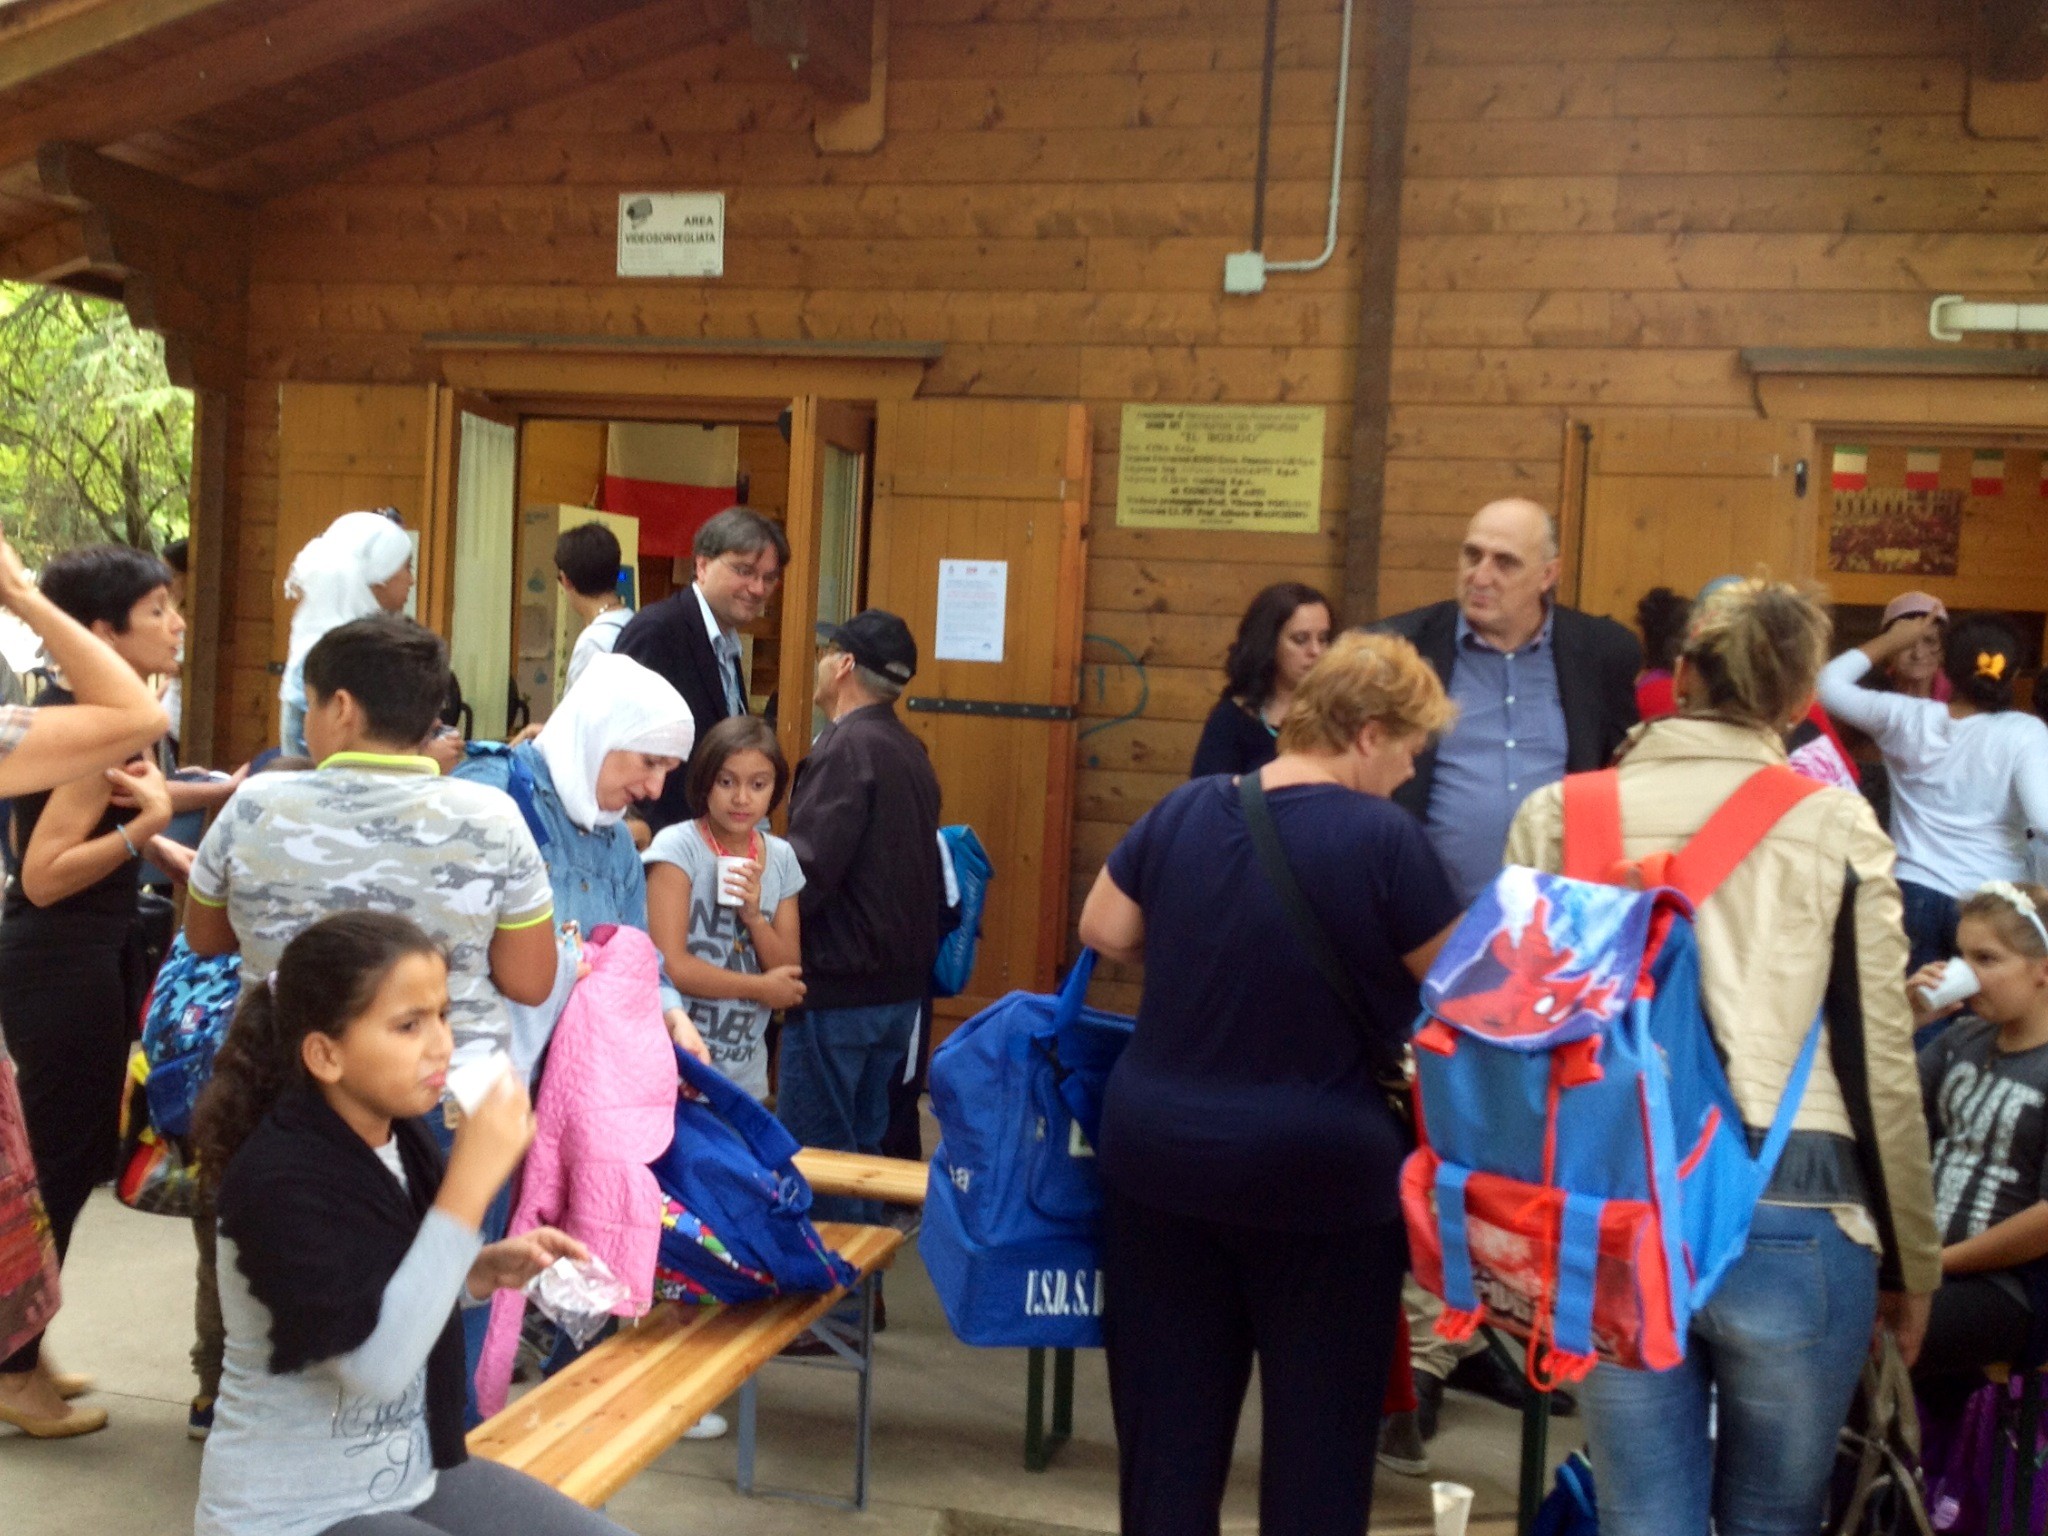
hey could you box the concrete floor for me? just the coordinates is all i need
[3,1191,1560,1535]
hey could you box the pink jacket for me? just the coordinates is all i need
[475,924,676,1416]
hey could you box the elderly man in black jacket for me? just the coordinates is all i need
[1373,496,1635,1473]
[778,609,943,1223]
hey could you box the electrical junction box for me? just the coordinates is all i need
[1223,250,1267,295]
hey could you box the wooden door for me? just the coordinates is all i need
[1567,417,1818,624]
[864,400,1091,1027]
[274,383,435,690]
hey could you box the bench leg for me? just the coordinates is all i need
[734,1273,878,1513]
[1516,1389,1552,1536]
[1024,1348,1075,1472]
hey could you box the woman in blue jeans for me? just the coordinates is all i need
[1505,578,1943,1536]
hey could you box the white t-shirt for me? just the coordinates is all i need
[643,821,805,1101]
[565,607,631,693]
[1817,649,2048,895]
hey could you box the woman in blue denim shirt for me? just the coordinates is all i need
[453,652,707,1067]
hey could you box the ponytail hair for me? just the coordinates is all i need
[1943,614,2024,712]
[194,911,445,1193]
[1679,576,1831,732]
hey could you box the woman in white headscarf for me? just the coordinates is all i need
[450,651,707,1063]
[278,511,415,755]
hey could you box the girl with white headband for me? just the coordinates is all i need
[1907,879,2048,1421]
[278,511,414,756]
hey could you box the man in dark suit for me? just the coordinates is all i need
[614,506,789,830]
[1378,497,1640,902]
[1374,497,1635,1473]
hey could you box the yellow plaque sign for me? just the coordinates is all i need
[1115,404,1325,533]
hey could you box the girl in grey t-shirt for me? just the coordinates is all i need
[644,718,805,1101]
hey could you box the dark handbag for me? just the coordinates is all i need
[1237,772,1416,1144]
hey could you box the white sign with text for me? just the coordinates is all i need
[617,192,724,278]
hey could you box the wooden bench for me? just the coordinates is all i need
[471,1152,930,1511]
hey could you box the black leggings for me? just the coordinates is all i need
[0,916,148,1373]
[1100,1187,1407,1536]
[1913,1272,2035,1420]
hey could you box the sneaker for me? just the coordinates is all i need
[1375,1409,1429,1477]
[682,1411,728,1440]
[188,1397,214,1440]
[1447,1346,1578,1418]
[1415,1370,1445,1442]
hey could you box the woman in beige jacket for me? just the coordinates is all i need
[1503,578,1939,1536]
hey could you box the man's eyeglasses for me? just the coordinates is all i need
[717,554,782,590]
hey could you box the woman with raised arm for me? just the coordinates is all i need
[0,525,170,1438]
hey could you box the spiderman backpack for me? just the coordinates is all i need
[1402,764,1828,1385]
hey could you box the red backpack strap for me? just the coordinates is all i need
[1561,770,1624,883]
[1663,766,1821,907]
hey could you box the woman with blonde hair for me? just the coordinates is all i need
[1079,631,1463,1536]
[1504,577,1942,1536]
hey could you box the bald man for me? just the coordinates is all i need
[1378,498,1640,905]
[1373,499,1638,1470]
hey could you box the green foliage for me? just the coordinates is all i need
[0,282,191,563]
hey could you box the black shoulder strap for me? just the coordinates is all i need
[1823,862,1905,1293]
[1238,773,1396,1075]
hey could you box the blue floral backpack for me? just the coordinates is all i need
[139,934,243,1138]
[117,934,243,1216]
[649,1048,859,1306]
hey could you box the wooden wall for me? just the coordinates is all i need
[217,0,2048,1007]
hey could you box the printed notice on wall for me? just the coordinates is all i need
[617,192,725,278]
[1115,404,1325,533]
[934,560,1007,663]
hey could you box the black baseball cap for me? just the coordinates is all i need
[817,610,917,684]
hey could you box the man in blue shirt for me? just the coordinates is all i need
[1374,497,1639,1470]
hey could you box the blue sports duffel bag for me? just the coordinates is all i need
[922,950,1134,1348]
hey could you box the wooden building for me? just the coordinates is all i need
[0,0,2044,1013]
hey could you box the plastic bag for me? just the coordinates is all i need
[523,1254,632,1348]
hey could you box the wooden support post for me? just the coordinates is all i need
[37,141,251,765]
[1340,0,1413,628]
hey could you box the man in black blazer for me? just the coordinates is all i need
[1374,497,1635,1470]
[614,506,789,830]
[1378,497,1640,897]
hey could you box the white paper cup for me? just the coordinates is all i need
[1921,958,1981,1012]
[714,854,749,908]
[447,1049,513,1117]
[1432,1481,1474,1536]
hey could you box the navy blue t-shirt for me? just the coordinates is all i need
[1097,776,1461,1232]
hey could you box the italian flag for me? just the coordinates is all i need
[1831,445,1868,492]
[1904,449,1941,491]
[1972,450,2005,497]
[600,422,741,559]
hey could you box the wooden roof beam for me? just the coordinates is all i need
[195,0,750,199]
[748,0,872,102]
[0,0,249,97]
[0,213,95,281]
[0,0,510,173]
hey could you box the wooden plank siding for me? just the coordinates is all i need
[214,0,2048,971]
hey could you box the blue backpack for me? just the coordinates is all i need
[139,934,244,1138]
[922,949,1135,1348]
[1403,765,1826,1385]
[650,1048,860,1306]
[932,825,993,999]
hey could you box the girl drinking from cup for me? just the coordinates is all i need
[644,716,805,1100]
[1908,881,2048,1417]
[192,911,627,1536]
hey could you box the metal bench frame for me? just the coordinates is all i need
[735,1270,882,1511]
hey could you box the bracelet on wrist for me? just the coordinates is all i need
[116,823,140,860]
